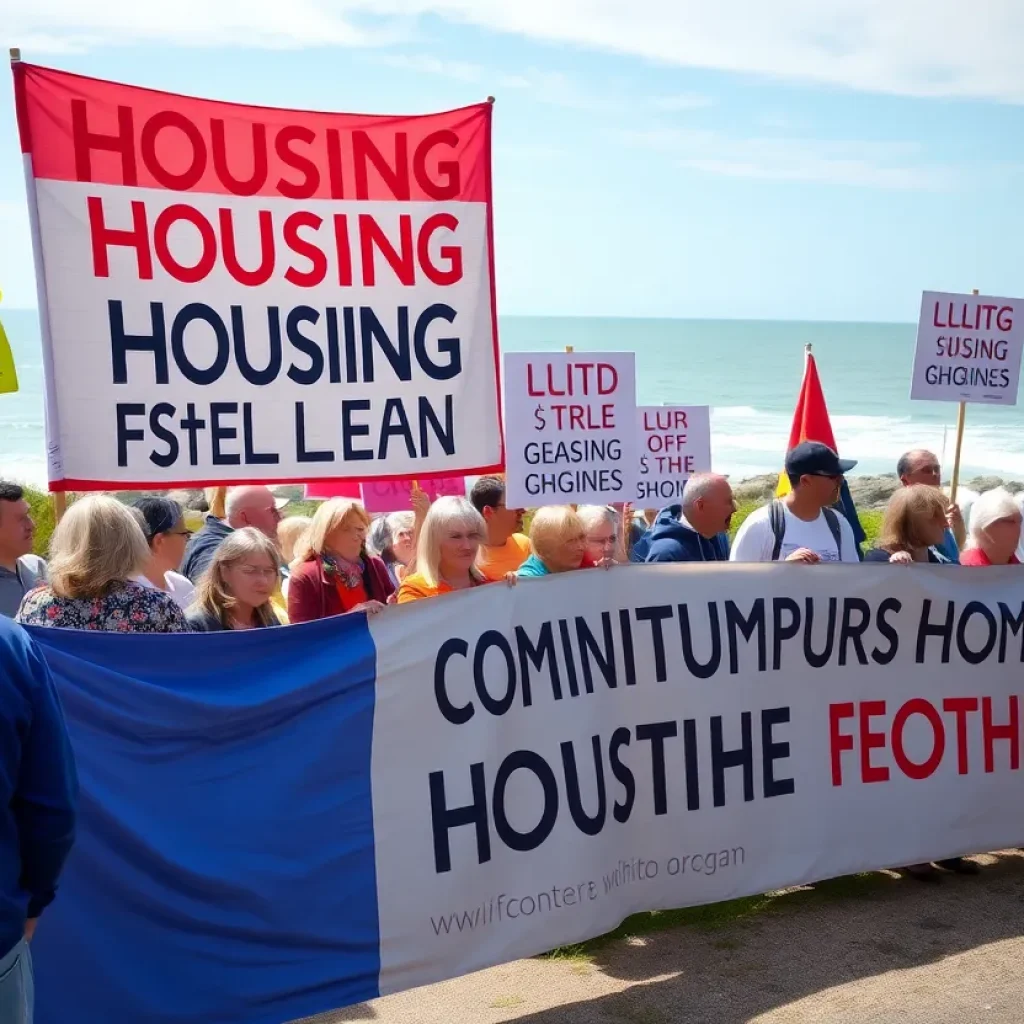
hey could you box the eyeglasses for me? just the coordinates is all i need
[167,529,192,537]
[235,566,279,579]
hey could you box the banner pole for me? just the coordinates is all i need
[12,46,66,524]
[948,288,979,505]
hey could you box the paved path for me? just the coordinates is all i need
[298,852,1024,1024]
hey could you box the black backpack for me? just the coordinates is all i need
[768,499,842,562]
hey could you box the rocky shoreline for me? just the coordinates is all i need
[731,473,1023,510]
[107,473,1024,515]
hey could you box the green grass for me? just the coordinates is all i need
[542,873,891,961]
[729,499,883,550]
[489,995,525,1009]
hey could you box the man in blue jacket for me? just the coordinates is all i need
[640,474,736,563]
[0,620,78,1022]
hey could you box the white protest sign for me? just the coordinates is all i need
[503,352,637,506]
[910,290,1024,405]
[636,405,711,505]
[16,64,502,489]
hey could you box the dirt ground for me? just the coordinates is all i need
[296,851,1024,1024]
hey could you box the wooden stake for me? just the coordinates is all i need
[949,401,967,504]
[565,346,575,507]
[948,287,980,504]
[9,48,21,63]
[52,491,66,523]
[208,486,227,519]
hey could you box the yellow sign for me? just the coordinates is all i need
[0,290,19,395]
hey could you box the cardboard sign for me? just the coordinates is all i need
[14,62,503,489]
[503,352,637,506]
[910,290,1024,405]
[360,476,466,514]
[636,405,711,504]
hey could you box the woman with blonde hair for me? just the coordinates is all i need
[277,514,313,602]
[17,495,189,632]
[865,486,952,564]
[398,497,497,602]
[187,528,282,631]
[518,506,596,577]
[278,515,313,566]
[288,498,394,622]
[960,488,1022,566]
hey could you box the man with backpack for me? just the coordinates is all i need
[730,441,860,563]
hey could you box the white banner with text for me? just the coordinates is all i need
[371,563,1024,995]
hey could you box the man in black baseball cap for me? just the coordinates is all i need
[731,442,859,563]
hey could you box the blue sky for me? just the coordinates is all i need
[1,1,1023,321]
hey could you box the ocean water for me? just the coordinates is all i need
[1,309,1022,488]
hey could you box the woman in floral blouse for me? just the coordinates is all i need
[287,498,395,623]
[17,496,190,633]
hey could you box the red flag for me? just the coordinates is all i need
[776,350,865,553]
[778,352,838,495]
[786,352,836,451]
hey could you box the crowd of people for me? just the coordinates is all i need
[0,441,1020,636]
[3,441,1023,1019]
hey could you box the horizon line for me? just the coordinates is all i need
[0,307,917,327]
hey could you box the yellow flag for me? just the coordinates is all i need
[0,291,20,395]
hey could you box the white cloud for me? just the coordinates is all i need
[5,1,376,51]
[6,0,1024,103]
[628,128,955,189]
[651,93,714,112]
[376,53,488,83]
[373,54,617,111]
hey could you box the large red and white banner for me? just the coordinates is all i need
[12,63,503,490]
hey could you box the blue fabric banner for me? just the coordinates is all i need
[29,616,381,1024]
[25,567,1024,1022]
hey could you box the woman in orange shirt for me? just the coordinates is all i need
[398,497,505,602]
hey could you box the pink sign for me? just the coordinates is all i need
[360,476,466,514]
[303,480,362,501]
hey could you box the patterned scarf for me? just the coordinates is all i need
[321,552,365,589]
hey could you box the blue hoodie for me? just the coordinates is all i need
[634,505,729,563]
[0,619,77,958]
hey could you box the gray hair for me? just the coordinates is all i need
[415,496,487,588]
[682,473,727,514]
[969,488,1020,541]
[576,505,616,534]
[368,511,416,559]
